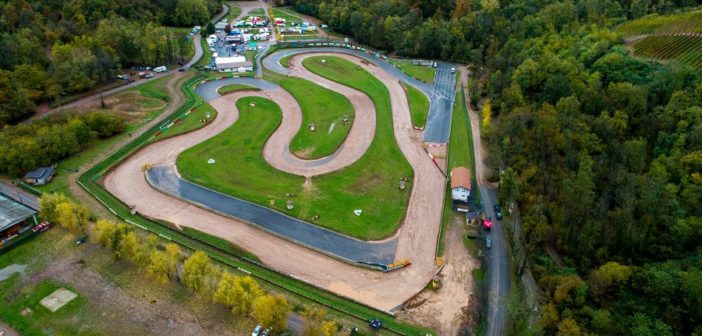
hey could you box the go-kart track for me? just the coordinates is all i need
[104,49,454,311]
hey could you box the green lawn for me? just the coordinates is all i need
[401,82,430,128]
[225,3,242,21]
[152,102,217,141]
[265,71,354,159]
[282,34,320,41]
[396,62,435,84]
[272,8,301,24]
[178,56,412,239]
[280,54,293,67]
[248,8,265,16]
[217,83,259,95]
[197,36,212,68]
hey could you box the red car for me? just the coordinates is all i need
[32,221,52,233]
[482,219,493,231]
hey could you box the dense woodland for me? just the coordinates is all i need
[292,0,702,335]
[0,0,222,126]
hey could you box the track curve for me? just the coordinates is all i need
[104,48,446,311]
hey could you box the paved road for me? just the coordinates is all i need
[423,63,455,143]
[146,166,397,265]
[0,180,39,210]
[460,72,510,336]
[263,47,453,143]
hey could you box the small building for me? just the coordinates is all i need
[24,166,55,185]
[215,56,254,73]
[450,167,471,210]
[0,193,38,248]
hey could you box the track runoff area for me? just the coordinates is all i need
[104,47,455,312]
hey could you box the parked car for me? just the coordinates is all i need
[144,72,155,78]
[178,68,186,72]
[261,328,271,336]
[482,219,493,231]
[32,221,51,233]
[153,66,167,73]
[432,62,438,68]
[494,204,503,220]
[451,67,456,74]
[486,236,492,249]
[117,74,129,80]
[252,325,262,336]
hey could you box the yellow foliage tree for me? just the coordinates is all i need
[252,294,289,331]
[302,306,337,336]
[164,243,181,280]
[482,99,492,130]
[146,249,169,284]
[118,231,145,265]
[182,251,214,294]
[231,276,264,316]
[213,272,239,307]
[55,201,89,234]
[38,193,70,223]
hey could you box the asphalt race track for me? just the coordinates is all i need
[146,165,397,265]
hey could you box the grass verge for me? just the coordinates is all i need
[394,61,435,84]
[217,83,259,95]
[401,82,430,128]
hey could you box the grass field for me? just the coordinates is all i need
[282,34,321,41]
[439,89,477,255]
[272,8,302,25]
[401,82,430,128]
[217,83,259,95]
[225,3,242,21]
[265,71,354,159]
[394,61,435,83]
[617,9,702,36]
[178,56,412,240]
[633,35,702,69]
[248,8,265,16]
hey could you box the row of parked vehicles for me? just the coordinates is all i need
[482,204,503,249]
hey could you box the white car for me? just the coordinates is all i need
[153,66,167,73]
[252,325,262,336]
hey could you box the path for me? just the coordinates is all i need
[460,68,510,336]
[104,50,446,311]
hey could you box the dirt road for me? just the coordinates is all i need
[104,51,446,311]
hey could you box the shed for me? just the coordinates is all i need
[24,166,55,185]
[215,56,254,72]
[0,193,38,243]
[450,167,471,203]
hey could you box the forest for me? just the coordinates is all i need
[0,0,222,126]
[291,0,702,335]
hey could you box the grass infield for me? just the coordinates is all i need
[177,56,412,240]
[401,82,430,128]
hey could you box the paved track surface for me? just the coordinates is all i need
[264,48,455,143]
[104,51,446,311]
[147,165,397,265]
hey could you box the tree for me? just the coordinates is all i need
[39,193,71,224]
[556,318,582,336]
[482,99,492,130]
[182,251,214,294]
[92,219,119,247]
[301,306,337,336]
[118,231,145,265]
[252,294,290,331]
[213,272,239,307]
[229,276,264,316]
[147,249,170,284]
[55,201,89,234]
[164,243,181,281]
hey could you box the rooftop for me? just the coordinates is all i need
[25,166,54,179]
[450,167,471,189]
[0,193,37,232]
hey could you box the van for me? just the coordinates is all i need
[153,66,167,73]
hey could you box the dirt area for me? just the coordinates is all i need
[75,91,167,124]
[399,214,478,335]
[25,245,244,336]
[65,73,191,220]
[0,321,19,336]
[103,51,446,312]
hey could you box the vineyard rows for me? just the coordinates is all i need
[617,9,702,36]
[634,35,702,69]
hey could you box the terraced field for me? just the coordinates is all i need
[617,9,702,36]
[633,35,702,69]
